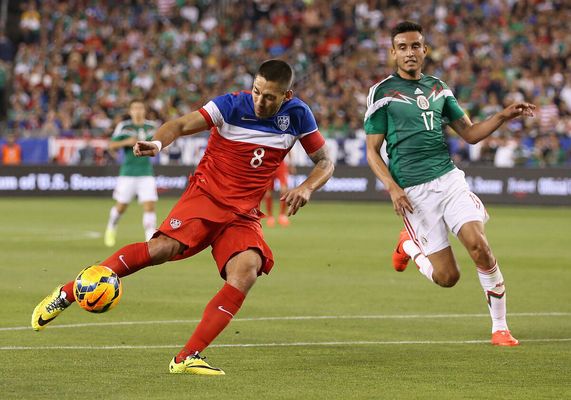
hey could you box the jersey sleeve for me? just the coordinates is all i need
[364,104,388,134]
[298,104,318,136]
[299,130,325,154]
[201,93,235,127]
[111,122,129,141]
[364,85,388,134]
[441,83,465,122]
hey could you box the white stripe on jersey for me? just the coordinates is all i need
[203,101,224,126]
[366,75,394,108]
[218,122,297,149]
[203,100,302,149]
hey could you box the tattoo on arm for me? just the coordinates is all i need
[309,146,333,169]
[451,116,471,134]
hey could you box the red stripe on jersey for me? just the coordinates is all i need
[199,108,215,128]
[300,130,325,154]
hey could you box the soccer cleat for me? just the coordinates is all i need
[491,330,519,346]
[392,228,411,272]
[266,216,276,228]
[31,285,71,331]
[278,214,290,227]
[104,227,116,247]
[169,353,225,376]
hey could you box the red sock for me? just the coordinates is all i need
[279,199,287,216]
[61,242,152,303]
[176,283,245,361]
[265,193,273,217]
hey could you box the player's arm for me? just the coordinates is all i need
[108,136,137,151]
[450,102,536,144]
[133,111,210,157]
[366,133,413,216]
[280,144,334,216]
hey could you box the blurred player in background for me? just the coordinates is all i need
[365,21,536,346]
[32,60,334,375]
[264,156,295,227]
[104,100,159,247]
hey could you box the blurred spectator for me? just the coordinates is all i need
[1,0,570,167]
[1,134,22,165]
[0,31,15,62]
[19,2,41,44]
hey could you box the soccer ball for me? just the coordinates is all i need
[73,265,122,313]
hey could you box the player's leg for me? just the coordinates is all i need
[142,201,157,241]
[138,176,158,241]
[277,167,290,226]
[399,228,460,287]
[32,234,185,331]
[105,202,128,247]
[105,176,135,247]
[457,221,518,346]
[443,169,518,345]
[264,188,275,227]
[170,218,273,375]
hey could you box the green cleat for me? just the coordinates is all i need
[104,228,116,247]
[169,353,225,376]
[31,285,70,331]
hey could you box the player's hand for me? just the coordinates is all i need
[502,102,536,120]
[133,141,160,157]
[389,187,414,216]
[280,186,312,216]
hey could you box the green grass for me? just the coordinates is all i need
[0,198,570,399]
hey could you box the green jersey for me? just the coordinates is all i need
[364,74,465,188]
[112,119,159,176]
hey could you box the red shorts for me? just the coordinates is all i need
[157,180,274,278]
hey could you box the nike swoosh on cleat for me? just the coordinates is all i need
[217,305,234,317]
[37,315,57,326]
[86,290,108,307]
[189,365,222,371]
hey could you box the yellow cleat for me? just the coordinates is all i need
[31,285,70,331]
[104,228,116,247]
[169,353,225,376]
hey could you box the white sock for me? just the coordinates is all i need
[143,211,157,241]
[107,206,121,231]
[403,240,434,282]
[477,263,508,332]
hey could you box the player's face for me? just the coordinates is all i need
[252,76,293,119]
[391,31,427,79]
[129,102,146,122]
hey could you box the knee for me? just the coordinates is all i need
[225,250,261,294]
[466,240,494,265]
[147,235,184,264]
[434,269,460,288]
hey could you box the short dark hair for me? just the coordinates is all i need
[129,98,146,107]
[391,21,423,45]
[256,59,294,90]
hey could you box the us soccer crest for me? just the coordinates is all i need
[277,115,290,131]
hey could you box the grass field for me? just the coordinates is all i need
[0,198,570,399]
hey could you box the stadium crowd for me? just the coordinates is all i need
[1,0,570,167]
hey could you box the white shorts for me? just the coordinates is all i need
[113,176,158,204]
[403,168,489,255]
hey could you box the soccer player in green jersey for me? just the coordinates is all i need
[104,100,160,247]
[364,21,536,346]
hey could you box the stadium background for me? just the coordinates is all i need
[1,2,570,399]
